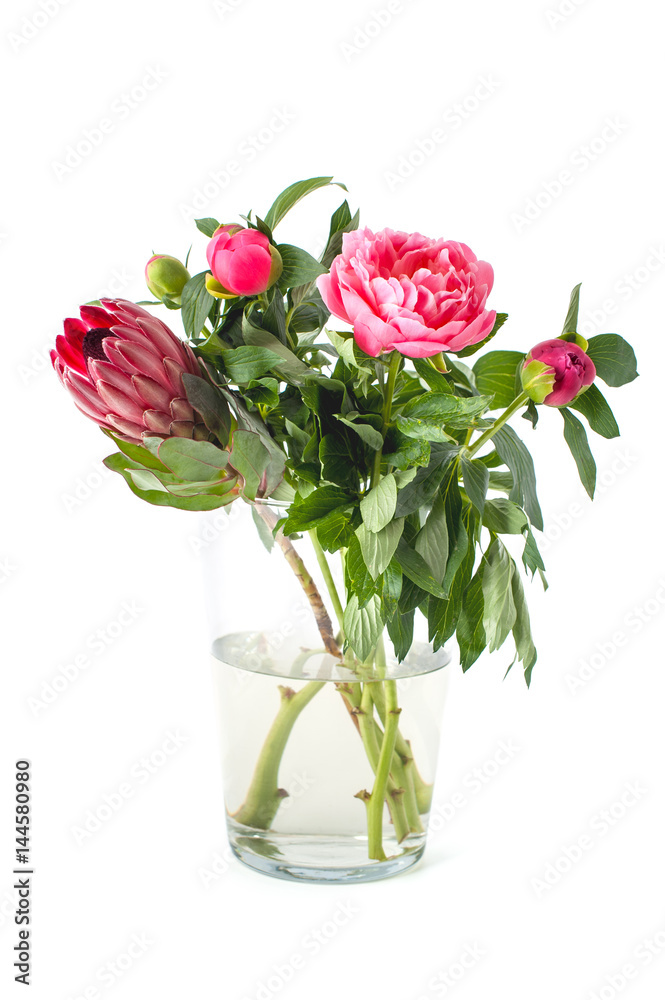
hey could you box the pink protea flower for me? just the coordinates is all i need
[317,227,496,359]
[51,299,207,444]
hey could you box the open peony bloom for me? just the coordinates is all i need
[523,338,596,407]
[51,299,207,444]
[317,227,496,358]
[206,224,283,298]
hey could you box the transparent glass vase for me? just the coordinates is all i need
[201,501,451,884]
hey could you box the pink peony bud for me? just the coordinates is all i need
[522,338,596,407]
[51,299,208,444]
[145,254,190,305]
[206,225,282,298]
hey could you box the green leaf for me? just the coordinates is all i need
[399,392,492,428]
[242,318,310,382]
[221,346,284,384]
[461,455,489,516]
[182,373,232,444]
[457,568,486,671]
[261,288,287,345]
[382,433,431,471]
[158,438,229,481]
[395,445,459,518]
[456,313,509,358]
[246,377,281,407]
[264,176,347,231]
[327,331,373,378]
[473,351,524,409]
[493,426,543,531]
[229,430,272,500]
[336,413,383,451]
[482,540,516,652]
[345,534,377,605]
[105,433,169,473]
[319,434,358,489]
[277,244,328,291]
[428,512,474,648]
[510,570,537,685]
[482,498,529,534]
[412,357,453,393]
[522,527,546,580]
[103,453,235,511]
[585,333,639,387]
[181,272,216,338]
[282,486,353,534]
[387,608,414,662]
[381,560,403,621]
[356,519,404,580]
[251,505,275,552]
[561,283,582,334]
[394,416,456,443]
[321,202,360,269]
[395,539,448,599]
[414,493,448,582]
[315,508,355,552]
[560,408,596,498]
[360,474,397,532]
[569,383,619,439]
[195,217,220,238]
[343,594,383,662]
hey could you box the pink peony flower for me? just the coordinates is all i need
[51,299,206,444]
[206,224,282,297]
[523,338,596,406]
[317,227,496,358]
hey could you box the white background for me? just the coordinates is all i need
[2,0,664,997]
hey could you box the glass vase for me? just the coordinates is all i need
[201,501,451,883]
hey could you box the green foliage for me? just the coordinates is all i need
[473,351,524,409]
[585,334,639,387]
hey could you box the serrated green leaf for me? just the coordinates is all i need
[561,408,596,498]
[282,486,353,534]
[221,346,283,383]
[360,474,397,532]
[585,333,638,387]
[343,594,383,662]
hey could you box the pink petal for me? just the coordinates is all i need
[95,380,146,423]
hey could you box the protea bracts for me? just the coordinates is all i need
[51,299,208,444]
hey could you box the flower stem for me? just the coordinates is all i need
[370,352,402,489]
[253,504,342,659]
[232,680,325,829]
[465,391,530,458]
[364,679,402,860]
[309,529,345,636]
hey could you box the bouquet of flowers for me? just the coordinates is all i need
[52,176,638,874]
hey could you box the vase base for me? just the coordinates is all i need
[227,826,426,883]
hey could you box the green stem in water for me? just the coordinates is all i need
[352,685,409,844]
[465,391,530,459]
[370,351,402,489]
[309,529,345,637]
[232,681,324,829]
[364,679,402,860]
